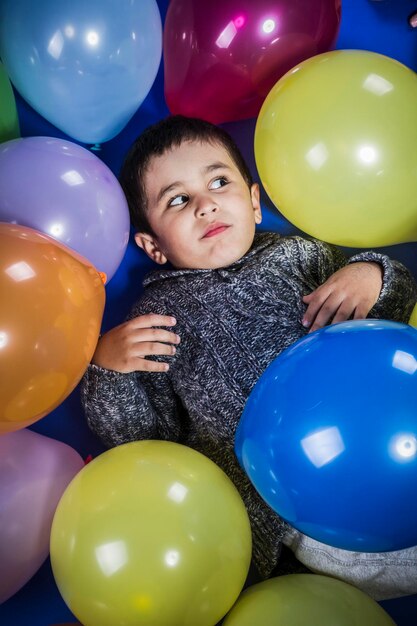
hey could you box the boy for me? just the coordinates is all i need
[81,115,417,599]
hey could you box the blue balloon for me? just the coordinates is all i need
[0,0,162,144]
[235,320,417,552]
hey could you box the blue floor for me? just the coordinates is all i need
[0,557,416,626]
[1,1,417,624]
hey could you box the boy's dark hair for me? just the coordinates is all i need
[119,115,254,235]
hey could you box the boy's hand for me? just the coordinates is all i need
[302,262,383,333]
[91,315,180,373]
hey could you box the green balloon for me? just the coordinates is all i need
[0,62,19,143]
[223,575,396,626]
[50,441,252,626]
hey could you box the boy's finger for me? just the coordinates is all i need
[331,303,356,324]
[353,305,370,320]
[308,294,342,332]
[134,342,177,357]
[129,314,177,328]
[302,290,330,327]
[131,329,180,344]
[136,359,170,373]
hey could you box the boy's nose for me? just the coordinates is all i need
[196,199,218,218]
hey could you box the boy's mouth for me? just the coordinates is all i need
[202,222,230,238]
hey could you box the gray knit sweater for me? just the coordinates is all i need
[81,232,417,578]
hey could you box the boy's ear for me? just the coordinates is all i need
[134,232,168,265]
[251,183,262,224]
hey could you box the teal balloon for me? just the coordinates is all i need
[0,0,162,144]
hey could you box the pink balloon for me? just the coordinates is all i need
[0,429,84,603]
[164,0,341,124]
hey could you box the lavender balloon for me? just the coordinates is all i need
[0,429,84,604]
[0,137,130,281]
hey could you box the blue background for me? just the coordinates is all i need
[1,0,417,624]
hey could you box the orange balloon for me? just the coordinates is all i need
[0,223,105,432]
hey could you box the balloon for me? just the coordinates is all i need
[409,303,417,328]
[235,320,417,552]
[0,0,162,144]
[50,441,252,626]
[223,574,395,625]
[255,50,417,247]
[0,136,130,281]
[0,429,84,604]
[164,0,341,124]
[0,223,105,433]
[0,62,19,143]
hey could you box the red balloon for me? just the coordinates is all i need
[164,0,341,124]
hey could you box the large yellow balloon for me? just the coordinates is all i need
[0,223,105,432]
[223,575,395,626]
[255,50,417,247]
[409,303,417,329]
[50,441,252,626]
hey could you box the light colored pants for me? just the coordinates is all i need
[283,527,417,601]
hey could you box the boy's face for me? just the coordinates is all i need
[135,140,262,269]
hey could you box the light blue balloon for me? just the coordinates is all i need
[0,0,162,144]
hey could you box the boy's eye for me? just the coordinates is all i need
[210,176,229,190]
[168,194,188,207]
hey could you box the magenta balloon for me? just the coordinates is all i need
[164,0,341,124]
[0,429,84,604]
[0,137,130,281]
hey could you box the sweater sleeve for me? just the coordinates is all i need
[293,236,417,323]
[347,249,417,323]
[80,365,184,448]
[80,296,185,449]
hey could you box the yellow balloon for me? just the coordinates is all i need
[50,441,252,626]
[255,50,417,247]
[223,575,395,626]
[409,303,417,329]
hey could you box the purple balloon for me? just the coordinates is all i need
[0,429,84,604]
[0,137,130,281]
